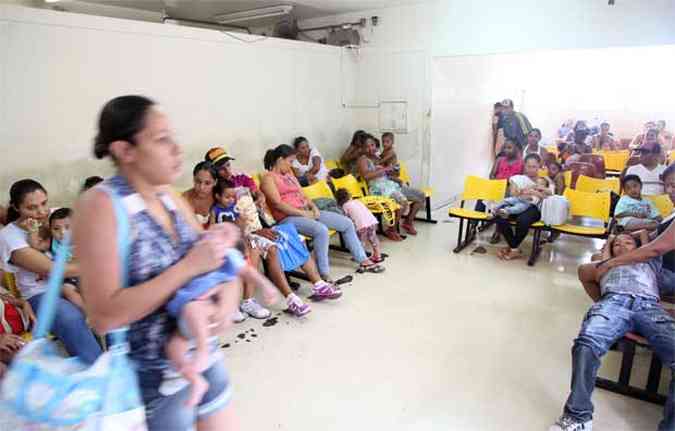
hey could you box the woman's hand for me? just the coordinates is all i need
[17,218,40,233]
[0,334,24,355]
[254,228,278,241]
[185,224,241,277]
[20,300,37,329]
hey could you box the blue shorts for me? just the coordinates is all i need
[137,357,232,431]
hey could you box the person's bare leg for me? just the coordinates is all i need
[300,256,323,284]
[262,247,293,297]
[181,301,214,373]
[242,248,261,300]
[406,201,422,225]
[166,333,209,408]
[62,284,84,310]
[370,235,382,261]
[197,402,240,431]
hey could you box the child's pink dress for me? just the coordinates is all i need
[342,200,379,245]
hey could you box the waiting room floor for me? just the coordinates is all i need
[222,210,667,430]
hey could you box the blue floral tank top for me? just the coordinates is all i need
[102,176,199,371]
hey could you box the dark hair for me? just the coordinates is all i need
[292,136,308,149]
[529,128,542,139]
[501,99,514,108]
[7,179,47,224]
[382,132,394,141]
[622,174,642,188]
[49,207,72,226]
[609,234,641,257]
[263,144,296,171]
[212,179,235,200]
[494,102,503,109]
[94,95,155,159]
[546,161,562,174]
[662,162,675,182]
[81,176,104,192]
[524,153,542,165]
[350,130,367,148]
[193,161,217,181]
[335,188,351,206]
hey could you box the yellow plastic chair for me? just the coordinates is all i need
[252,173,262,188]
[324,160,340,171]
[563,170,572,188]
[646,194,674,218]
[302,180,334,201]
[550,189,611,238]
[330,175,399,227]
[447,176,507,253]
[575,175,620,195]
[602,151,631,174]
[3,271,22,299]
[538,169,549,178]
[398,161,436,223]
[331,174,365,198]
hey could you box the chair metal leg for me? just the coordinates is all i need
[415,197,438,224]
[527,228,544,267]
[453,219,478,254]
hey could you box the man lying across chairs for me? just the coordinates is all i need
[549,231,675,431]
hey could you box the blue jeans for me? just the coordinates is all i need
[563,294,675,430]
[494,197,533,216]
[27,293,102,364]
[281,211,367,277]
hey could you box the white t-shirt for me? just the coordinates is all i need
[292,147,329,181]
[0,223,47,299]
[625,164,666,196]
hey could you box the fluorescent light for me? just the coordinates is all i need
[45,0,61,3]
[213,5,293,24]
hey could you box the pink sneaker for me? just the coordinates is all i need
[309,282,343,301]
[286,294,311,317]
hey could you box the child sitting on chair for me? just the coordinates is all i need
[488,177,551,219]
[336,188,385,266]
[380,132,401,182]
[25,208,84,310]
[614,174,661,232]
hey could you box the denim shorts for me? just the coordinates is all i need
[138,356,233,431]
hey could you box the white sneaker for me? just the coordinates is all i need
[231,309,248,323]
[549,416,592,431]
[240,298,271,320]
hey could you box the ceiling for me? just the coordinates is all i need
[72,0,425,23]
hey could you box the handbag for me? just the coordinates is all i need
[0,187,148,430]
[272,223,310,272]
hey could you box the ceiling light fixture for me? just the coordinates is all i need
[45,0,61,3]
[213,5,293,24]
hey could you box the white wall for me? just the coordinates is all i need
[0,5,357,205]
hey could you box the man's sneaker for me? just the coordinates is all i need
[549,416,592,431]
[240,298,271,320]
[286,294,311,317]
[309,282,342,301]
[231,309,248,323]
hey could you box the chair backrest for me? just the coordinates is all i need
[602,151,631,172]
[302,180,335,201]
[462,176,507,202]
[399,161,412,185]
[252,173,262,187]
[646,194,675,218]
[538,168,549,178]
[324,160,340,170]
[575,175,620,195]
[331,174,365,198]
[563,170,572,187]
[2,272,21,299]
[563,188,611,222]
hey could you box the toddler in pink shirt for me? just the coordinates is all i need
[335,188,382,263]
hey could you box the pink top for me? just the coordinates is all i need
[342,199,378,230]
[494,157,524,180]
[269,171,309,221]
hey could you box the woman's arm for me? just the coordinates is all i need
[601,221,675,271]
[10,248,78,278]
[488,158,501,179]
[73,190,233,334]
[578,263,602,302]
[308,156,322,176]
[357,156,388,181]
[259,174,311,219]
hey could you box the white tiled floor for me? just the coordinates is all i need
[222,211,667,430]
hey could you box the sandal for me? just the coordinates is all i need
[357,262,386,274]
[489,232,502,245]
[503,249,523,260]
[335,275,354,285]
[371,255,385,263]
[496,247,509,260]
[384,229,403,241]
[401,223,417,235]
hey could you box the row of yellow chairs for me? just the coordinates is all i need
[447,176,614,266]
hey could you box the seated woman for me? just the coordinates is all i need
[549,233,674,431]
[261,144,383,282]
[183,161,218,227]
[291,137,329,186]
[0,180,102,364]
[522,128,551,163]
[340,130,367,176]
[357,134,425,236]
[0,288,35,377]
[495,154,551,260]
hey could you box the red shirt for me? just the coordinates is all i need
[494,157,524,180]
[229,173,258,193]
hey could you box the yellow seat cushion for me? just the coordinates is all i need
[551,224,607,236]
[448,208,489,220]
[422,187,433,198]
[300,230,337,242]
[531,221,546,228]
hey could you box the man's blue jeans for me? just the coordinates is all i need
[28,293,102,364]
[563,294,675,431]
